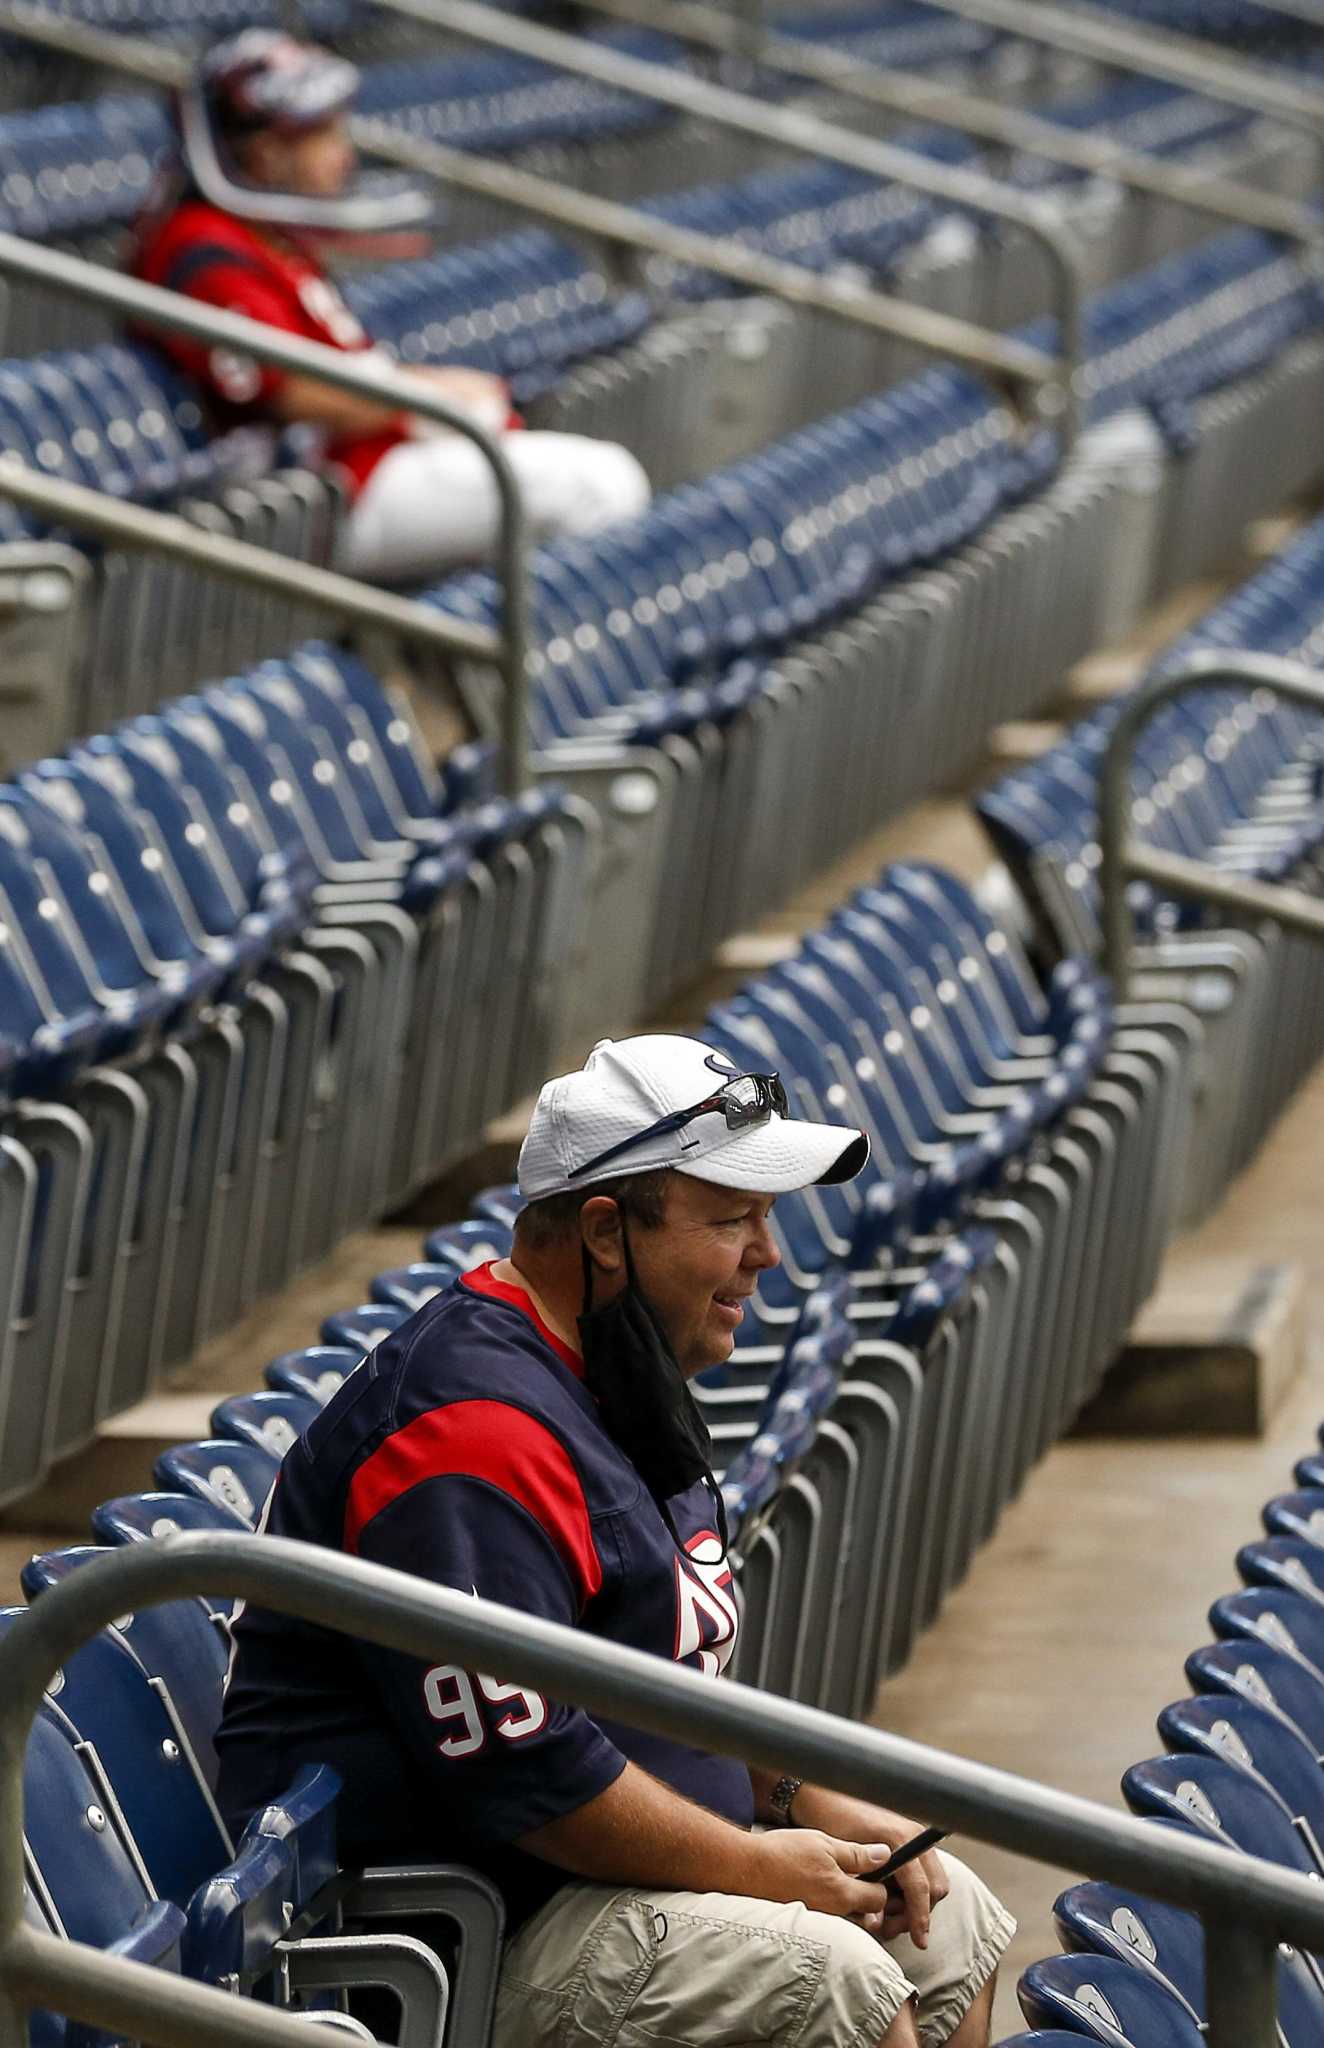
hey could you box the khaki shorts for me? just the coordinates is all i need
[494,1852,1014,2048]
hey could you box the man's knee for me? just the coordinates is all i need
[891,1854,1014,2048]
[579,440,650,527]
[514,433,650,538]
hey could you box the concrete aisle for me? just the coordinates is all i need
[872,1057,1324,2035]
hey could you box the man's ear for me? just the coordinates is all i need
[580,1195,625,1276]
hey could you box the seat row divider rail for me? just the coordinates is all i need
[583,0,1324,249]
[0,1529,1320,2048]
[0,0,1068,431]
[780,0,1324,139]
[349,0,1085,444]
[1100,651,1324,1000]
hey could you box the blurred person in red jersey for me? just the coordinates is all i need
[130,31,650,582]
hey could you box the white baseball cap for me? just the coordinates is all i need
[517,1034,869,1200]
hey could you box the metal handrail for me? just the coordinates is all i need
[0,227,531,791]
[0,456,499,738]
[359,0,1087,442]
[0,1,1070,427]
[1099,649,1324,999]
[586,0,1324,247]
[873,0,1324,136]
[0,1530,1315,2048]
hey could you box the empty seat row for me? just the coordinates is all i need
[0,633,594,1508]
[0,35,680,248]
[0,6,1011,260]
[343,226,652,405]
[978,509,1324,1221]
[999,1417,1324,2046]
[982,505,1324,957]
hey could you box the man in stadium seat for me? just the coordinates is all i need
[129,31,651,582]
[217,1036,1013,2048]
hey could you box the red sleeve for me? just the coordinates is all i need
[344,1399,604,1607]
[132,207,320,410]
[168,259,308,407]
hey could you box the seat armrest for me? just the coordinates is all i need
[341,1863,504,2048]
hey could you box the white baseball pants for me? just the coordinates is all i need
[336,430,651,584]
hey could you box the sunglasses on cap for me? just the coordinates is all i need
[569,1068,789,1183]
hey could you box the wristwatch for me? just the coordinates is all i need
[768,1775,803,1826]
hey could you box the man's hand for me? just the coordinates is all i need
[406,364,510,434]
[751,1780,950,1950]
[874,1844,946,1951]
[748,1829,901,1935]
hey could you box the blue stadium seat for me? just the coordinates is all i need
[90,1490,245,1619]
[1210,1588,1324,1682]
[264,1346,363,1404]
[0,1603,232,1908]
[1186,1638,1324,1758]
[1238,1536,1324,1607]
[21,1545,229,1789]
[423,1219,514,1270]
[1156,1693,1324,1867]
[6,1657,188,2041]
[1017,1952,1205,2045]
[320,1304,411,1354]
[1265,1490,1324,1545]
[1121,1753,1322,1897]
[370,1263,455,1313]
[1052,1877,1324,2042]
[154,1439,279,1530]
[211,1390,319,1461]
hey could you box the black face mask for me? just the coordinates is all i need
[578,1224,716,1513]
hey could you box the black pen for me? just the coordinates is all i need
[864,1826,948,1883]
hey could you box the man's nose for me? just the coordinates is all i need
[745,1218,781,1271]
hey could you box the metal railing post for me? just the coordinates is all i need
[1098,650,1324,999]
[0,227,531,791]
[360,0,1087,443]
[586,0,1324,249]
[0,1531,1322,2048]
[0,3,1067,427]
[1205,1923,1280,2048]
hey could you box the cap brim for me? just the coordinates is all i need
[674,1115,870,1195]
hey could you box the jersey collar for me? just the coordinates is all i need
[460,1262,584,1380]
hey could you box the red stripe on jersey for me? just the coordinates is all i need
[343,1398,603,1604]
[461,1263,584,1380]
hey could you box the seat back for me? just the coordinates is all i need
[22,1547,229,1790]
[1017,1952,1210,2045]
[210,1390,319,1462]
[89,1491,242,1619]
[263,1346,362,1404]
[1156,1693,1324,1865]
[1211,1588,1324,1683]
[1053,1877,1324,2041]
[1121,1752,1318,1880]
[153,1439,279,1529]
[19,1682,155,1950]
[15,1613,230,1908]
[1186,1639,1324,1758]
[319,1304,410,1354]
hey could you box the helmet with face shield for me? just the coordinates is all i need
[177,30,434,242]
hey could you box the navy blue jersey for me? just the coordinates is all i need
[215,1265,751,1925]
